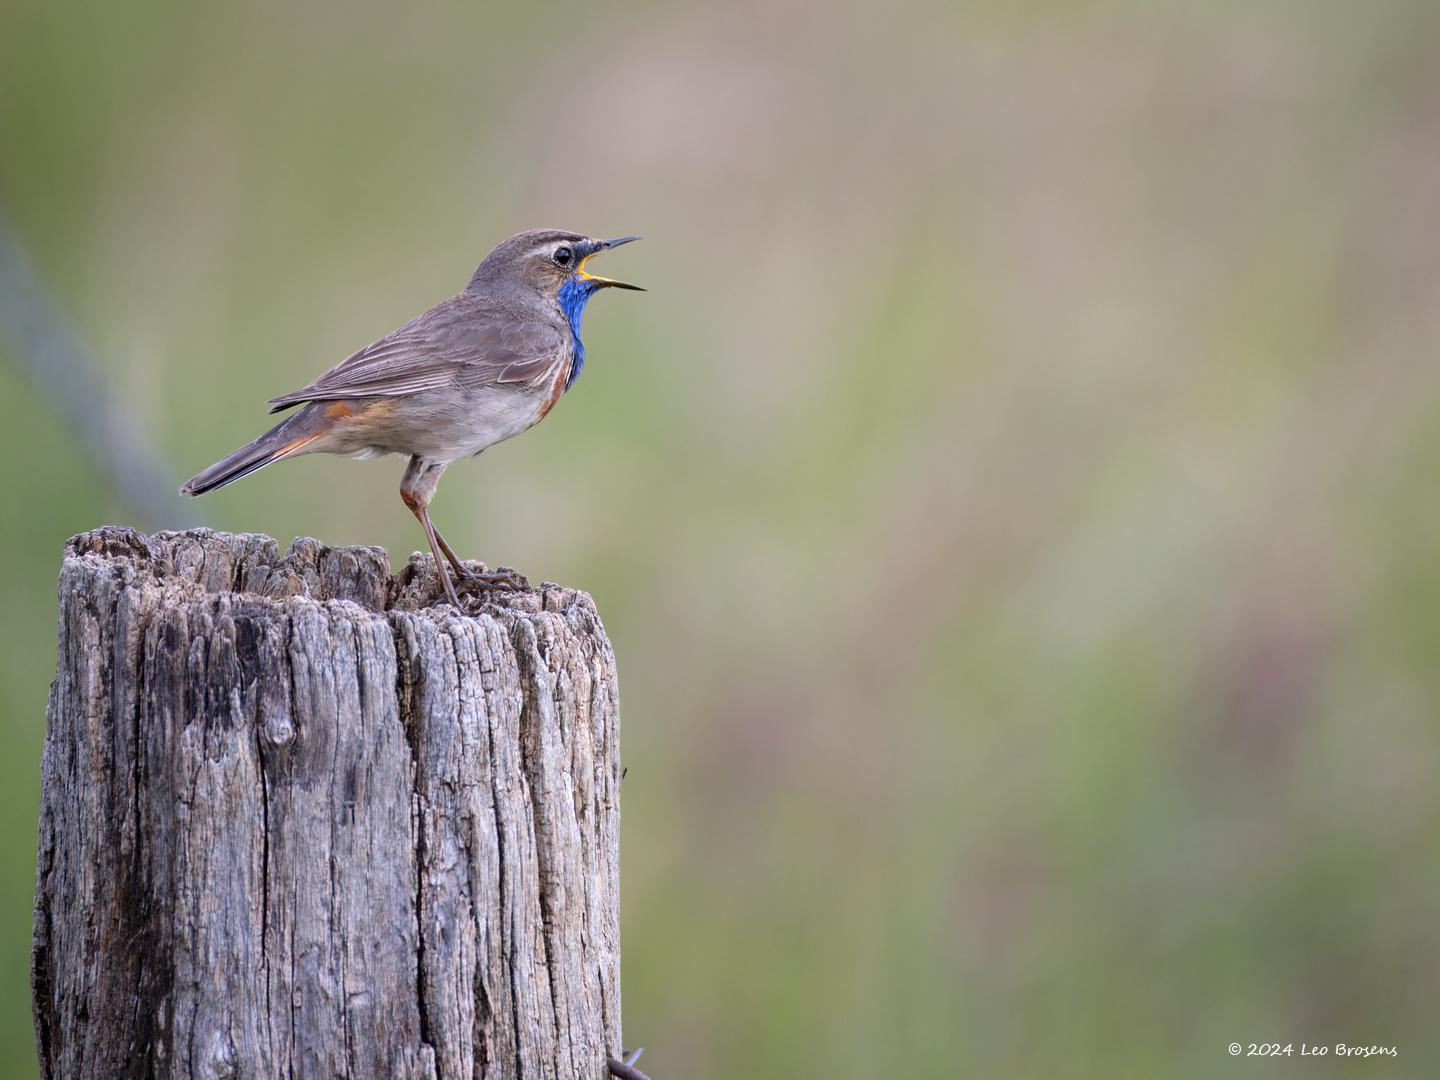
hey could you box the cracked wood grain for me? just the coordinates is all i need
[32,527,622,1079]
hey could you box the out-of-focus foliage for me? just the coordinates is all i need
[3,2,1439,1076]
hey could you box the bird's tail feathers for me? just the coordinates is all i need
[180,408,325,496]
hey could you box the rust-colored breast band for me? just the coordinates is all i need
[536,360,572,423]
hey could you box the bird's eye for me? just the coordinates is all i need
[553,246,573,267]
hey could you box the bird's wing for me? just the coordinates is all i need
[267,299,567,412]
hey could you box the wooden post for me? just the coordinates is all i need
[32,527,622,1079]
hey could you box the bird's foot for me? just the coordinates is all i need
[456,567,529,593]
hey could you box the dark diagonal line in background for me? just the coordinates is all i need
[0,213,203,529]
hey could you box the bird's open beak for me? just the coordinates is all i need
[579,236,644,291]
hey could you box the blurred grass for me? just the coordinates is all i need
[4,1,1440,1076]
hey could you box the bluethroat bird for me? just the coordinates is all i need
[181,229,642,607]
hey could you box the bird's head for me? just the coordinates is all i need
[468,229,643,311]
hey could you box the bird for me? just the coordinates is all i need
[180,228,642,608]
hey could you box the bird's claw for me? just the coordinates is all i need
[456,567,529,593]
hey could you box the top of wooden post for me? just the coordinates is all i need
[62,525,599,620]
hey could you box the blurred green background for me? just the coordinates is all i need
[3,1,1439,1076]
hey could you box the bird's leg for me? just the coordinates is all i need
[400,456,463,608]
[400,457,527,605]
[413,507,464,608]
[430,522,528,591]
[429,526,468,579]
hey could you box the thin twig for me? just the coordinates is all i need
[607,1046,653,1080]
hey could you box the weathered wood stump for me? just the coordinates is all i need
[32,527,622,1079]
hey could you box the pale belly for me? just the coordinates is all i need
[315,368,568,465]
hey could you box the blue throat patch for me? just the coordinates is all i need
[557,276,598,392]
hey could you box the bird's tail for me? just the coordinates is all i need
[180,406,327,496]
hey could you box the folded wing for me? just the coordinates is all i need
[267,297,567,412]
